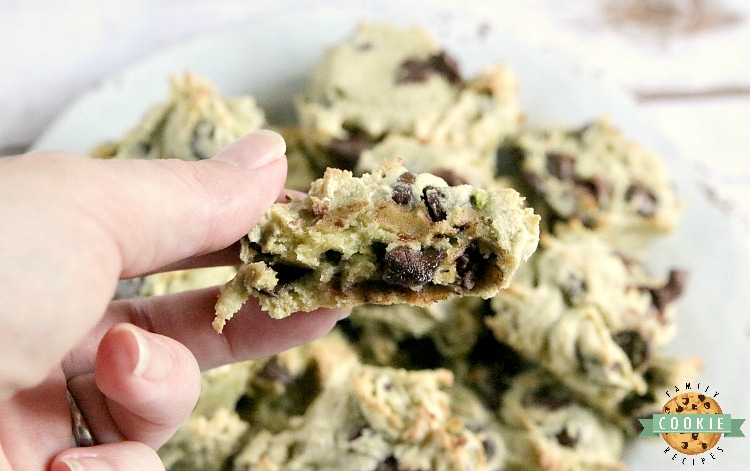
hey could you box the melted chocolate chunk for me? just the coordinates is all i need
[455,242,490,290]
[395,51,462,85]
[555,428,579,448]
[466,331,532,408]
[392,172,416,205]
[522,171,546,195]
[626,183,659,217]
[381,246,445,287]
[495,142,525,178]
[523,383,574,411]
[264,263,313,297]
[613,330,651,369]
[431,168,469,187]
[423,186,448,222]
[649,269,688,314]
[328,133,369,170]
[574,176,612,205]
[190,120,215,159]
[376,456,401,471]
[324,250,343,263]
[546,152,576,180]
[135,141,152,156]
[257,356,295,386]
[561,272,586,306]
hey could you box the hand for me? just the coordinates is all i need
[0,130,343,471]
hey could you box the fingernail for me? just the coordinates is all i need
[119,324,172,381]
[59,457,84,471]
[212,129,286,169]
[59,456,113,471]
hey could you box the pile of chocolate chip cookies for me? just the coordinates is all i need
[97,22,699,471]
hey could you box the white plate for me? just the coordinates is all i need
[33,4,750,469]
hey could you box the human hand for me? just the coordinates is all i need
[0,130,344,470]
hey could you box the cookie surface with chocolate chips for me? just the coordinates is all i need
[496,118,683,256]
[294,22,521,160]
[213,160,539,330]
[92,73,265,160]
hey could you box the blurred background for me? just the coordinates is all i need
[2,0,748,249]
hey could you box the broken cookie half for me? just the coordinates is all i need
[213,160,540,332]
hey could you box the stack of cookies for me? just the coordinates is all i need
[96,22,700,471]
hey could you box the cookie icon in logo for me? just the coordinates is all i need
[661,392,722,455]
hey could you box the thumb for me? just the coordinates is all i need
[97,129,289,278]
[0,130,286,397]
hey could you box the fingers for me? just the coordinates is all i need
[82,129,289,278]
[64,289,344,378]
[0,130,286,397]
[84,324,200,449]
[50,441,165,471]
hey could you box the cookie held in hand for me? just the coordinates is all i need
[213,160,539,332]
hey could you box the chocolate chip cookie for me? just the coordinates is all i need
[92,73,266,160]
[496,118,683,255]
[213,160,540,330]
[487,224,687,405]
[295,22,521,168]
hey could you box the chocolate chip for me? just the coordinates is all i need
[347,424,367,441]
[327,133,369,170]
[324,250,343,263]
[257,356,295,386]
[482,437,496,458]
[395,51,462,85]
[626,183,658,217]
[650,269,688,313]
[190,120,215,159]
[381,246,445,287]
[546,152,576,180]
[574,176,612,205]
[561,273,586,305]
[423,186,448,222]
[522,171,546,194]
[135,141,152,156]
[455,242,490,290]
[495,142,525,178]
[613,330,651,369]
[376,456,400,471]
[398,172,417,184]
[692,433,700,440]
[264,263,313,297]
[430,168,469,186]
[698,394,706,401]
[555,428,579,448]
[523,383,574,411]
[392,173,416,205]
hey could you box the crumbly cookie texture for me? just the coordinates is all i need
[496,118,682,255]
[343,296,486,368]
[295,22,520,166]
[92,73,265,160]
[159,407,249,471]
[140,266,237,297]
[497,370,627,471]
[355,134,497,188]
[213,160,540,330]
[232,365,492,471]
[487,224,687,404]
